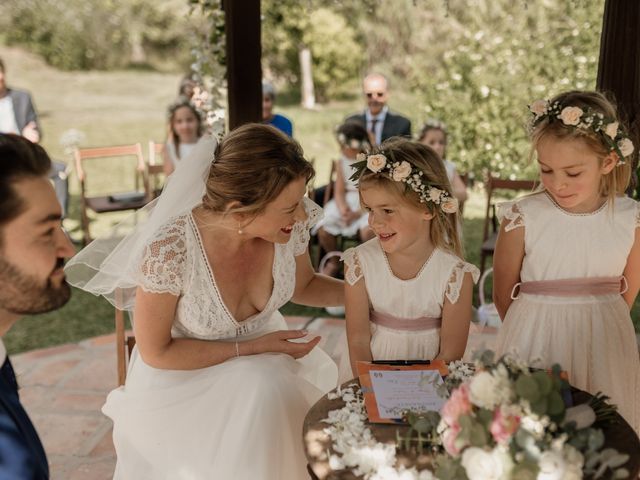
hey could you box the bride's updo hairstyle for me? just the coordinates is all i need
[203,123,314,216]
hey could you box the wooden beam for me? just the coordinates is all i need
[597,0,640,195]
[223,0,262,129]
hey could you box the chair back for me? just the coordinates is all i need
[323,159,339,206]
[147,141,166,198]
[148,141,165,166]
[482,176,537,242]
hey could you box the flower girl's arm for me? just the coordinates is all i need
[345,274,372,378]
[492,218,525,320]
[133,288,319,370]
[622,227,640,309]
[291,251,344,307]
[436,272,474,362]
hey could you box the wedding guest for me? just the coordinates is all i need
[312,122,375,276]
[0,134,75,478]
[163,100,204,176]
[177,75,197,102]
[339,139,478,382]
[66,124,343,479]
[493,90,640,433]
[418,120,468,205]
[262,81,293,137]
[346,73,411,146]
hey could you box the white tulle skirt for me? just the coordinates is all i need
[103,313,338,480]
[337,324,441,384]
[312,191,368,237]
[495,293,640,434]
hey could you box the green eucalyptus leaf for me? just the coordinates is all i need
[532,371,553,395]
[547,391,565,416]
[515,375,540,402]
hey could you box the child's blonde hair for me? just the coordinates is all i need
[357,138,463,257]
[529,90,632,200]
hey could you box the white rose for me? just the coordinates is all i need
[604,121,618,139]
[530,99,548,116]
[392,161,412,181]
[367,154,387,172]
[428,187,443,203]
[356,153,367,162]
[558,106,583,126]
[441,197,459,214]
[536,451,567,480]
[469,370,512,410]
[618,137,634,157]
[461,447,513,480]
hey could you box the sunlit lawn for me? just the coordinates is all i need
[2,45,638,353]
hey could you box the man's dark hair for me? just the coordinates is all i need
[0,134,51,230]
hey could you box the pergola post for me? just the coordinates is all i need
[223,0,262,129]
[597,0,640,194]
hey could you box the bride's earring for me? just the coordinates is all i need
[237,224,244,235]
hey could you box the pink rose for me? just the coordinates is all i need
[489,407,520,444]
[441,384,472,425]
[442,423,463,457]
[558,106,583,126]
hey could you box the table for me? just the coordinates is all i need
[303,380,640,480]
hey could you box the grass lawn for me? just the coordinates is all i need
[2,44,638,353]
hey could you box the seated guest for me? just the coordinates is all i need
[0,134,75,478]
[262,81,293,137]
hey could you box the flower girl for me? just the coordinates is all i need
[340,139,479,381]
[493,90,640,432]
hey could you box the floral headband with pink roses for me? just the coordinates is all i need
[529,99,634,165]
[349,152,459,214]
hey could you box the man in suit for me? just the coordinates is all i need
[0,58,40,143]
[346,73,411,146]
[0,134,75,478]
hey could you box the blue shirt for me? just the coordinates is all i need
[267,114,293,137]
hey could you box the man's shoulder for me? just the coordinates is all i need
[7,88,33,104]
[386,110,410,124]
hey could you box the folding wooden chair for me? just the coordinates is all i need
[73,144,150,245]
[114,290,136,386]
[480,175,537,274]
[147,141,166,199]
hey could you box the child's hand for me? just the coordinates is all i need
[341,210,362,226]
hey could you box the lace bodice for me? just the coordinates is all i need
[342,239,479,319]
[135,198,322,340]
[497,192,640,282]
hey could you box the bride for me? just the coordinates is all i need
[65,124,342,479]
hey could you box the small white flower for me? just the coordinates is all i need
[337,133,347,145]
[558,106,583,126]
[618,137,634,157]
[349,139,361,149]
[367,154,387,172]
[530,99,548,116]
[392,161,412,181]
[469,370,512,410]
[604,121,619,139]
[356,153,367,162]
[441,197,459,214]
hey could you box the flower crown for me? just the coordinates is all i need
[529,99,634,165]
[349,152,459,214]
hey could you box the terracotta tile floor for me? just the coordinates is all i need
[11,317,497,479]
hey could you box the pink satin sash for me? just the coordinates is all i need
[370,310,442,331]
[511,276,628,299]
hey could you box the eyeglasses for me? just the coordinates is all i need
[365,92,385,99]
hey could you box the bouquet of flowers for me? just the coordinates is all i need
[433,352,630,480]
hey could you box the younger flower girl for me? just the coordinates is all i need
[340,139,478,381]
[493,90,640,432]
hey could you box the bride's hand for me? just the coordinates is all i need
[248,330,321,359]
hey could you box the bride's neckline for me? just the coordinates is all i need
[188,212,277,325]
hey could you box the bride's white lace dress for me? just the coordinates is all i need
[104,200,338,479]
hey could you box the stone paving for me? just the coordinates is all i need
[11,316,497,479]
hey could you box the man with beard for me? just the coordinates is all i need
[0,133,74,479]
[346,73,411,146]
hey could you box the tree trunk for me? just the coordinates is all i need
[129,26,147,65]
[299,46,316,109]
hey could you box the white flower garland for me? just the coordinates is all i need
[323,384,436,480]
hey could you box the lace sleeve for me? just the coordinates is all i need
[292,197,324,256]
[497,201,525,232]
[341,248,363,286]
[445,261,480,304]
[135,217,188,295]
